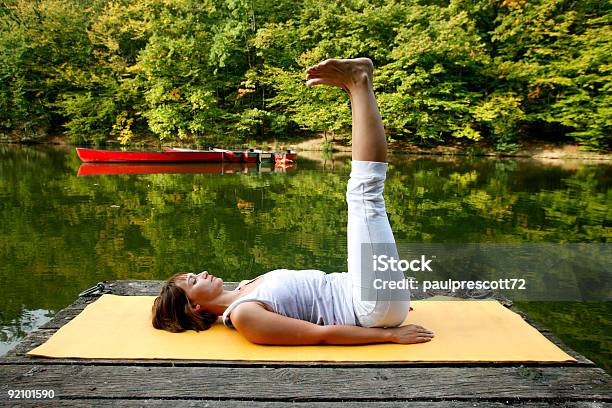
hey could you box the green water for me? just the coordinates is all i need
[0,145,610,372]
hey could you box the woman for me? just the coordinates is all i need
[152,58,434,345]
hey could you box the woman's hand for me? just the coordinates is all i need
[388,324,434,344]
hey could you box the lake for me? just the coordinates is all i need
[0,144,609,372]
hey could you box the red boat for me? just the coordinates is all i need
[76,148,224,163]
[76,147,298,164]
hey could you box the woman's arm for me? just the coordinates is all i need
[230,302,433,345]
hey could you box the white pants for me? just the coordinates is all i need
[346,161,410,327]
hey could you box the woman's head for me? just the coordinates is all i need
[152,272,220,332]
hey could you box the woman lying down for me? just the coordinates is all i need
[152,58,434,346]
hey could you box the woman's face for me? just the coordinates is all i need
[178,271,224,310]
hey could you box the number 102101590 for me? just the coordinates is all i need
[7,389,55,399]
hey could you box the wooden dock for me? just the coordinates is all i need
[1,280,610,407]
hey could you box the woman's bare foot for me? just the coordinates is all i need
[305,58,374,93]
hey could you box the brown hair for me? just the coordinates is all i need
[152,273,218,332]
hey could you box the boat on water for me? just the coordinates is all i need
[76,147,297,163]
[76,148,223,163]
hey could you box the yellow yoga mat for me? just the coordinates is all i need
[28,294,575,362]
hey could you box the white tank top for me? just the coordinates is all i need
[222,269,356,328]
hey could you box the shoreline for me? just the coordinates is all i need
[2,135,610,161]
[287,135,612,161]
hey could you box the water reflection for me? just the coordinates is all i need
[0,145,610,370]
[0,309,53,356]
[77,162,296,176]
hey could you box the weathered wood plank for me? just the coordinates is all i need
[2,400,609,407]
[0,365,609,401]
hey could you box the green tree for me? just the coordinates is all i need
[0,0,609,148]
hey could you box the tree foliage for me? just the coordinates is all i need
[0,0,609,148]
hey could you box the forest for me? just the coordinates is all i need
[0,0,609,150]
